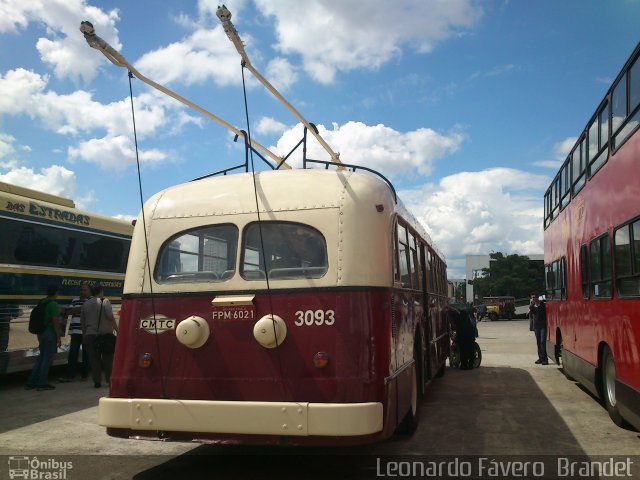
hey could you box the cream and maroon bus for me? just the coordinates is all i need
[99,167,449,445]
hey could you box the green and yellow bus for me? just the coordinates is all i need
[0,181,133,374]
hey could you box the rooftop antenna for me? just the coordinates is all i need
[216,5,343,167]
[79,21,291,170]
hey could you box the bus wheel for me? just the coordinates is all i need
[601,346,628,427]
[396,363,420,435]
[488,312,498,322]
[554,332,562,365]
[472,342,482,368]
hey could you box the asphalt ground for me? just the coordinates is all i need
[0,319,638,479]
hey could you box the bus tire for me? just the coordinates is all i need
[395,362,420,435]
[601,346,628,428]
[488,312,498,322]
[554,329,563,365]
[472,342,482,368]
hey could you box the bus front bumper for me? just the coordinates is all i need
[99,397,383,437]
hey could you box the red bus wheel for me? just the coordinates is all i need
[601,346,628,428]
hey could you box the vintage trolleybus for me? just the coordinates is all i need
[543,41,640,431]
[99,169,449,444]
[81,8,449,445]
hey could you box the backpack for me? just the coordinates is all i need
[28,299,51,334]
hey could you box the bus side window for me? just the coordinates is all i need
[397,223,411,288]
[571,138,586,195]
[580,244,589,299]
[590,234,612,298]
[409,234,419,290]
[614,219,640,297]
[413,237,423,291]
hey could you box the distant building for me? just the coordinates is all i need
[465,254,543,302]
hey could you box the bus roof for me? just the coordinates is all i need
[150,169,438,255]
[0,181,133,237]
[125,169,443,293]
[0,181,75,208]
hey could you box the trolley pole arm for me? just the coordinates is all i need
[78,21,291,170]
[216,6,343,167]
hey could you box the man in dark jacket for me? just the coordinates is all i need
[529,293,548,365]
[449,306,476,370]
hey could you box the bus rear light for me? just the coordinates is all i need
[313,352,330,368]
[139,353,153,368]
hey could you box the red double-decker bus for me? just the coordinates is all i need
[544,42,640,431]
[99,167,450,445]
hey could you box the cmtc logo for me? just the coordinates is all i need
[8,456,73,479]
[139,314,176,334]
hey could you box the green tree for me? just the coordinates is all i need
[473,252,544,300]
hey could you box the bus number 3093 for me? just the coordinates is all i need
[294,310,335,326]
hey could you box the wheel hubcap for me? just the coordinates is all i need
[605,356,616,407]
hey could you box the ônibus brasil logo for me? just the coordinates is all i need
[8,456,73,479]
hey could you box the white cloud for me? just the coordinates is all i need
[271,121,465,177]
[0,68,197,170]
[400,168,549,277]
[0,164,76,198]
[265,57,298,91]
[553,136,577,159]
[135,27,251,87]
[533,160,562,169]
[256,116,288,135]
[68,135,167,171]
[113,213,136,223]
[254,0,482,84]
[533,136,577,169]
[0,133,17,159]
[0,0,121,83]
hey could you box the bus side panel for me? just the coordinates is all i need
[426,295,448,379]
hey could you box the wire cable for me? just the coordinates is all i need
[128,71,168,399]
[240,63,288,399]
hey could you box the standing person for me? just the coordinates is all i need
[59,282,92,382]
[448,306,476,370]
[529,293,548,365]
[82,284,118,388]
[25,285,62,391]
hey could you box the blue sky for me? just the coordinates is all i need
[1,0,639,276]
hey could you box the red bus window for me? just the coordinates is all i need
[614,219,640,297]
[156,224,239,283]
[571,138,587,195]
[580,245,589,299]
[590,234,613,298]
[241,222,327,280]
[588,102,610,176]
[612,57,640,149]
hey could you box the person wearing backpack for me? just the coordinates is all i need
[25,285,62,391]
